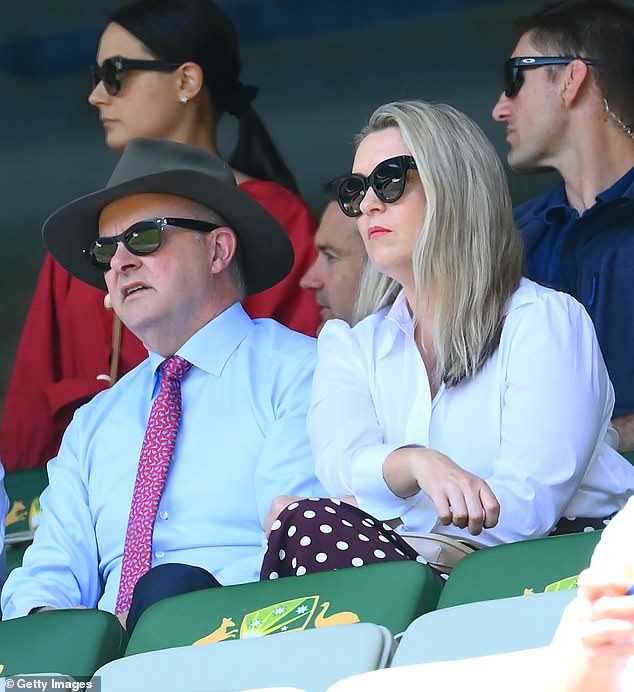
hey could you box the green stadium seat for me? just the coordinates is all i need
[4,467,49,573]
[126,560,441,656]
[437,530,602,609]
[0,608,128,681]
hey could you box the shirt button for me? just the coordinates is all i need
[154,550,165,559]
[159,511,168,520]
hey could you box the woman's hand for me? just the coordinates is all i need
[383,446,500,535]
[263,495,303,538]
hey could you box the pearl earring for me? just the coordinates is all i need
[179,95,189,105]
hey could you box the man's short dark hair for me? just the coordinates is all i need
[515,0,634,128]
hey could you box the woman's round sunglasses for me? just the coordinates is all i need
[335,155,418,218]
[85,217,220,271]
[503,56,599,98]
[91,56,182,97]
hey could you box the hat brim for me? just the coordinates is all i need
[42,168,294,295]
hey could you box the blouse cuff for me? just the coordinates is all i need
[398,499,440,534]
[352,443,421,520]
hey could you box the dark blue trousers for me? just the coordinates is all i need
[127,563,222,634]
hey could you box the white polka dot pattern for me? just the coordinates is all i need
[260,498,422,580]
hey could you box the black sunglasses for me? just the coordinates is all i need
[335,155,418,218]
[86,217,220,271]
[90,56,182,96]
[503,56,599,98]
[322,174,349,202]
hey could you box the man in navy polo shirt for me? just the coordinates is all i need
[493,0,634,453]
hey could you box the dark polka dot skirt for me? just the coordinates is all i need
[260,497,424,580]
[549,513,615,536]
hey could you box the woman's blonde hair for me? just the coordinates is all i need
[354,100,523,386]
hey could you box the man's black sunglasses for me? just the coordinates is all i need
[91,56,182,96]
[503,56,599,98]
[86,217,220,271]
[335,155,418,218]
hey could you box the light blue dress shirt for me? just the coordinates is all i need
[2,303,324,619]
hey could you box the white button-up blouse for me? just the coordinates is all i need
[309,279,634,546]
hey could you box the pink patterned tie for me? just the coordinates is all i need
[115,355,193,614]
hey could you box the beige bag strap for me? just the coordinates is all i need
[399,532,483,574]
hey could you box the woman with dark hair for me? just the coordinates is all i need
[0,0,320,473]
[99,0,300,194]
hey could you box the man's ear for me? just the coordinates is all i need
[209,228,238,275]
[177,61,205,101]
[561,59,591,107]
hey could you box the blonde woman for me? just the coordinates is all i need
[261,101,634,579]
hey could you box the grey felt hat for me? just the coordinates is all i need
[42,137,294,295]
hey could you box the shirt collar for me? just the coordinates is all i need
[381,290,449,400]
[544,166,634,223]
[385,290,414,336]
[148,302,251,380]
[543,183,572,225]
[596,165,634,204]
[372,290,412,361]
[378,281,534,346]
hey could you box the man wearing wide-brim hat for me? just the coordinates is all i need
[1,138,325,631]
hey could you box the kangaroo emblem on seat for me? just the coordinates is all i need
[193,617,238,645]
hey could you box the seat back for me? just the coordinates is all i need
[4,467,49,573]
[328,646,558,692]
[0,608,128,680]
[126,560,441,656]
[437,530,602,608]
[391,588,576,667]
[96,622,392,692]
